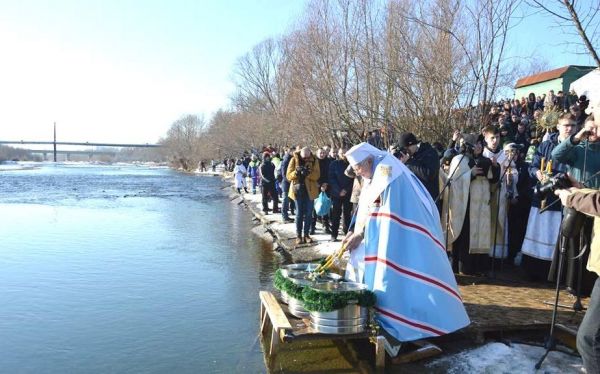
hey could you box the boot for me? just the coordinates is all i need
[295,236,304,245]
[237,188,241,194]
[304,235,313,244]
[244,187,249,193]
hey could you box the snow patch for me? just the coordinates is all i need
[428,342,582,373]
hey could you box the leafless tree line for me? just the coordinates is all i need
[161,0,599,171]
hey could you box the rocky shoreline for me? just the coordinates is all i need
[217,171,342,264]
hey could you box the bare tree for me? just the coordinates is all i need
[528,0,600,66]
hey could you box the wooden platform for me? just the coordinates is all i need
[456,273,587,343]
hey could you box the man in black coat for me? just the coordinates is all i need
[396,132,440,200]
[328,147,353,241]
[279,147,295,222]
[260,152,279,214]
[311,148,332,235]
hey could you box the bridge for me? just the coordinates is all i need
[0,139,162,162]
[0,140,161,148]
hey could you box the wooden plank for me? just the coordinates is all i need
[270,326,279,356]
[390,340,442,364]
[260,303,269,334]
[259,291,292,331]
[375,335,386,369]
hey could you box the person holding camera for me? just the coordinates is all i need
[521,113,576,280]
[286,147,320,245]
[555,187,600,374]
[550,116,600,296]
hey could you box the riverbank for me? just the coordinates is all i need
[212,170,338,264]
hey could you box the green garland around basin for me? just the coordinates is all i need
[273,269,305,300]
[301,287,376,313]
[273,269,377,313]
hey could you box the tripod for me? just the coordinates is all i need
[535,207,585,370]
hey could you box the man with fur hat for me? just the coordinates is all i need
[396,132,440,200]
[342,142,469,351]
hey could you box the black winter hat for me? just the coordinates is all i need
[397,132,418,148]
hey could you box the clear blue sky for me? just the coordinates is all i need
[0,1,595,144]
[0,0,306,143]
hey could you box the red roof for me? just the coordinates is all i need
[515,66,570,88]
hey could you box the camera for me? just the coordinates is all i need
[533,173,571,200]
[296,165,309,177]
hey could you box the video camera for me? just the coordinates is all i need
[533,172,571,200]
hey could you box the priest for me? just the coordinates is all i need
[341,142,470,346]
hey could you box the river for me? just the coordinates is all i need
[0,163,280,373]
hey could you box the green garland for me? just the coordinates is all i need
[273,269,305,299]
[301,287,376,312]
[273,269,376,313]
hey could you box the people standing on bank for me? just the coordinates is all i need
[396,132,440,201]
[287,147,320,245]
[328,147,353,242]
[233,159,249,194]
[280,147,295,223]
[311,147,331,235]
[521,113,576,280]
[260,152,280,214]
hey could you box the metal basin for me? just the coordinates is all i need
[310,304,368,320]
[309,281,368,293]
[282,270,345,286]
[281,263,320,272]
[310,316,367,327]
[310,321,366,334]
[280,291,289,304]
[288,297,309,318]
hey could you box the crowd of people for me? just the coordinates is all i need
[220,91,599,291]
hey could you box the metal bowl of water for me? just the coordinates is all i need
[309,281,368,293]
[281,263,320,272]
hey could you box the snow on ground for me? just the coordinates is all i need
[427,342,582,373]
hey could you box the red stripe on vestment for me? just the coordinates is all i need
[364,256,462,302]
[369,212,445,252]
[374,306,446,336]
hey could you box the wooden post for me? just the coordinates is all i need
[259,291,292,357]
[375,335,386,369]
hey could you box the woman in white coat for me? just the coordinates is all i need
[233,159,249,193]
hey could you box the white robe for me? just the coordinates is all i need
[233,164,247,189]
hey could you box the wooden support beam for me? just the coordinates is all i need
[375,335,386,369]
[259,291,292,357]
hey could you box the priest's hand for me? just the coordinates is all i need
[342,231,363,252]
[471,166,483,176]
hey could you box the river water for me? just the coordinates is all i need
[0,163,280,373]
